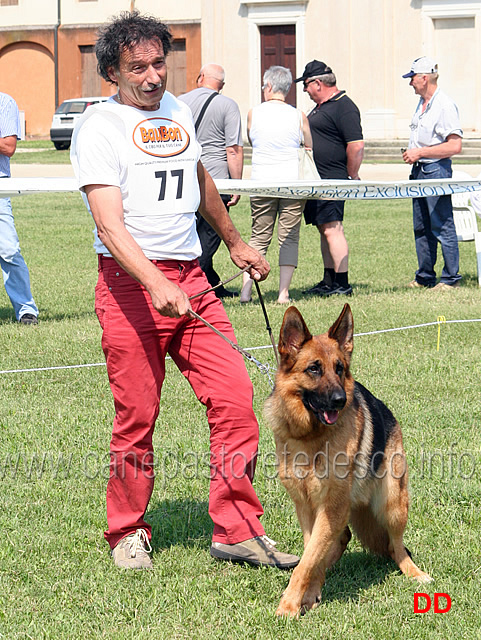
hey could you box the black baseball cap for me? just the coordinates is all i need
[295,60,332,83]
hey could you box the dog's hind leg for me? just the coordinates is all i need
[325,525,352,569]
[350,506,390,556]
[382,489,432,583]
[387,534,432,583]
[351,503,432,582]
[371,449,432,583]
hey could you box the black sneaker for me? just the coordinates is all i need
[215,287,239,299]
[319,283,353,297]
[19,313,38,325]
[302,280,331,295]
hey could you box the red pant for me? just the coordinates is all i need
[95,257,265,549]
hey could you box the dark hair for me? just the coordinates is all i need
[95,11,173,84]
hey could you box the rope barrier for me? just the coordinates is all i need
[1,317,480,376]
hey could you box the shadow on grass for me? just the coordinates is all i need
[247,273,481,303]
[0,308,16,323]
[322,550,401,603]
[0,306,96,324]
[146,498,406,603]
[146,498,212,551]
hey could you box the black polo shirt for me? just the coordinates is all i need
[308,91,363,179]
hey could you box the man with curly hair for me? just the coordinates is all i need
[71,12,299,572]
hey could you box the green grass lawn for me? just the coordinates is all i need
[13,140,71,164]
[0,191,480,639]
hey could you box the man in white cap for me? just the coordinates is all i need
[402,57,462,290]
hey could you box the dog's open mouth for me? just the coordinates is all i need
[303,393,340,425]
[311,408,339,425]
[303,390,344,426]
[320,410,339,425]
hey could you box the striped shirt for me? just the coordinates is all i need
[0,92,21,178]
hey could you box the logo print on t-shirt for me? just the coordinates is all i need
[132,117,190,157]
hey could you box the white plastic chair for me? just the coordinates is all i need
[469,170,481,221]
[452,170,481,286]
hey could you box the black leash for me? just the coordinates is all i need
[254,280,279,366]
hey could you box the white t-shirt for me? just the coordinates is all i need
[71,93,202,260]
[408,88,463,164]
[249,101,303,181]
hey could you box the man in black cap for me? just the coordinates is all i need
[297,60,364,297]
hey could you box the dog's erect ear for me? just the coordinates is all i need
[328,303,354,360]
[278,306,312,369]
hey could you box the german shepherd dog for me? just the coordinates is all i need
[264,304,431,618]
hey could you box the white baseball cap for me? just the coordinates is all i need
[402,57,438,78]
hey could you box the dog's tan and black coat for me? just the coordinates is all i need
[265,303,431,618]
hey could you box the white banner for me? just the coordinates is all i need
[215,178,481,200]
[2,176,481,201]
[0,177,78,198]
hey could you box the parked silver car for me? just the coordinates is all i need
[50,96,109,150]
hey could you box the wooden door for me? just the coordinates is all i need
[259,25,296,106]
[80,45,101,97]
[167,39,187,96]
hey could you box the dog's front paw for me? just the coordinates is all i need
[275,595,301,619]
[415,571,433,584]
[301,590,321,614]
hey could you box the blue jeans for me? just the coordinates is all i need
[0,197,38,320]
[410,159,461,286]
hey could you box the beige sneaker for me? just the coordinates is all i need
[408,279,426,288]
[112,529,153,569]
[432,281,460,291]
[210,535,299,569]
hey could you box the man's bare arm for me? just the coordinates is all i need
[196,162,270,282]
[85,184,191,318]
[402,134,462,165]
[346,140,364,179]
[0,135,17,158]
[225,144,243,206]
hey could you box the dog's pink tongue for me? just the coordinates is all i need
[324,410,339,425]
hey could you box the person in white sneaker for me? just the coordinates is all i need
[0,91,39,325]
[71,11,299,572]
